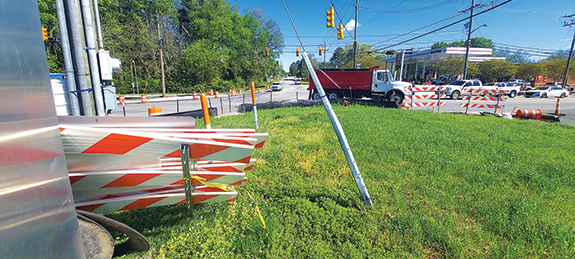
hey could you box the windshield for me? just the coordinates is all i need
[536,87,549,90]
[448,80,465,86]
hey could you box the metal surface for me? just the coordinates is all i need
[55,0,81,116]
[0,1,85,257]
[303,53,374,208]
[80,0,105,116]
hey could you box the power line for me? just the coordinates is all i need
[369,0,514,53]
[359,0,460,14]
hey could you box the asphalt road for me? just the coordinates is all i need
[111,78,575,127]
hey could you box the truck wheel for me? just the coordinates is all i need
[561,93,566,98]
[450,91,461,100]
[541,93,547,98]
[509,91,517,98]
[386,90,404,106]
[328,92,339,100]
[312,91,321,100]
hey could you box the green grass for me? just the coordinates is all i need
[108,105,575,258]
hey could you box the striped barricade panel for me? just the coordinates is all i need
[75,186,237,214]
[460,103,505,109]
[405,94,447,100]
[70,170,246,200]
[60,125,254,163]
[462,96,507,102]
[412,102,446,107]
[408,86,445,92]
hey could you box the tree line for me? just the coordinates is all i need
[38,0,285,95]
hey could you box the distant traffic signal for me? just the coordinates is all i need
[296,48,299,56]
[319,47,322,56]
[266,47,269,57]
[326,7,334,28]
[42,26,48,41]
[336,24,344,40]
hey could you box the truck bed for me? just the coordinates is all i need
[308,68,373,91]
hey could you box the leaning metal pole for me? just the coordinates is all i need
[302,52,373,208]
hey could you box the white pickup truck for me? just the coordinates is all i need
[484,82,520,98]
[439,79,482,99]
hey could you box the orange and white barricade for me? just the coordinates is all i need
[461,88,506,114]
[404,86,446,112]
[60,119,268,214]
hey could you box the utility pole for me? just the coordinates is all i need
[561,14,575,89]
[353,0,358,69]
[462,0,475,80]
[158,23,166,97]
[323,42,327,68]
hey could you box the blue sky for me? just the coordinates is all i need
[227,0,575,71]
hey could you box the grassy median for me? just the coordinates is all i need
[109,104,575,258]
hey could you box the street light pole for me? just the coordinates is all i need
[353,0,358,69]
[132,60,139,94]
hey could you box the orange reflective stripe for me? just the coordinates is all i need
[83,133,153,154]
[102,173,161,188]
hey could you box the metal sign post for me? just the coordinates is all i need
[302,53,373,208]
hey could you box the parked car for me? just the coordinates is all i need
[524,86,569,98]
[271,82,283,91]
[439,79,482,99]
[543,82,574,93]
[508,81,531,91]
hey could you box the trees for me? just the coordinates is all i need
[477,60,517,82]
[431,37,493,49]
[37,0,283,94]
[516,63,546,83]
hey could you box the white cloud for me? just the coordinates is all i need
[345,19,360,31]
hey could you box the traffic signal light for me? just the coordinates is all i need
[296,48,299,57]
[326,7,334,28]
[265,47,269,57]
[337,24,344,40]
[319,47,322,56]
[42,26,48,41]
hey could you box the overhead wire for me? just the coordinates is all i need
[360,0,460,14]
[369,0,514,53]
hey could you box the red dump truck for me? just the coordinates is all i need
[308,66,412,105]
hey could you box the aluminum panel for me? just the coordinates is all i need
[0,1,85,258]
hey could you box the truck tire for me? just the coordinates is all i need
[386,90,404,106]
[509,91,517,98]
[450,91,461,100]
[328,91,340,100]
[541,93,547,98]
[312,91,321,100]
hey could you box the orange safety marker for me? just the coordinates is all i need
[148,106,162,116]
[215,91,219,98]
[555,97,561,115]
[250,81,258,129]
[193,91,199,100]
[516,109,542,120]
[119,95,125,105]
[200,93,211,129]
[209,89,214,96]
[141,94,147,103]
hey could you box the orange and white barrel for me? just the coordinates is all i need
[141,94,147,103]
[193,91,199,100]
[215,91,219,98]
[148,106,162,116]
[209,89,214,96]
[516,109,542,120]
[119,95,125,105]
